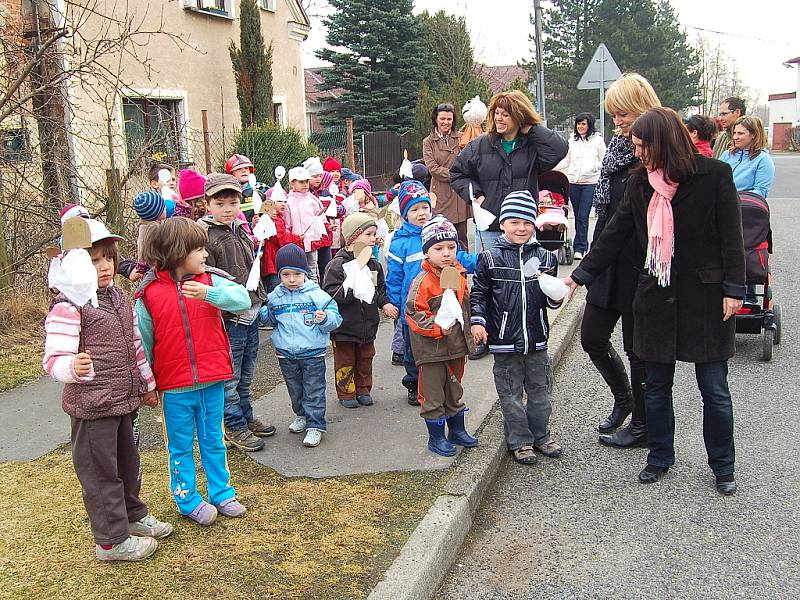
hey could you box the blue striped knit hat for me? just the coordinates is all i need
[133,190,165,221]
[499,190,538,224]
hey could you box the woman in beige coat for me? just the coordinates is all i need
[422,103,472,249]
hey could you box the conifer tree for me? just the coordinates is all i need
[230,0,274,128]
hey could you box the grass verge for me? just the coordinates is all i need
[0,447,444,599]
[0,287,49,393]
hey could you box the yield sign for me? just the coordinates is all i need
[577,43,622,90]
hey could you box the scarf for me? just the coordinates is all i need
[592,135,637,218]
[645,169,679,287]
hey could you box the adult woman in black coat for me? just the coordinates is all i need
[581,73,661,449]
[450,90,568,251]
[566,108,745,495]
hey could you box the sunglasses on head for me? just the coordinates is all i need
[436,103,455,111]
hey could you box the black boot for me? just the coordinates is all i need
[599,360,647,447]
[593,347,633,433]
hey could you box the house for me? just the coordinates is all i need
[767,56,800,151]
[305,67,343,133]
[473,64,533,94]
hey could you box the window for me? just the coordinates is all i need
[122,97,186,167]
[259,0,277,11]
[273,102,285,127]
[183,0,233,18]
[0,128,31,162]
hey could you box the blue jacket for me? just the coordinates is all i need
[386,220,477,322]
[259,281,342,359]
[719,149,775,198]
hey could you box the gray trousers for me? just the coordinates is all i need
[493,351,553,450]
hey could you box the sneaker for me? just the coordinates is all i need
[289,416,307,433]
[391,352,404,366]
[217,497,247,517]
[357,394,374,406]
[248,418,277,438]
[574,251,584,260]
[340,398,359,408]
[96,535,158,562]
[224,426,266,451]
[303,428,323,447]
[407,389,420,406]
[129,514,174,539]
[187,501,218,526]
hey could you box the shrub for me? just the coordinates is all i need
[228,123,319,184]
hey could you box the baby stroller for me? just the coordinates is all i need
[536,171,574,265]
[734,191,782,361]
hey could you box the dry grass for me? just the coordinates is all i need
[0,448,444,599]
[0,287,50,392]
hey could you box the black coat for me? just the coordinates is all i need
[450,126,568,232]
[586,164,645,313]
[572,156,746,364]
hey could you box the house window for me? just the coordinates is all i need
[184,0,233,18]
[122,97,186,167]
[0,128,31,162]
[259,0,277,11]
[273,102,285,127]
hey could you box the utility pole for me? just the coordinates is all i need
[534,0,546,121]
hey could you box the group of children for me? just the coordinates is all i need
[43,150,566,563]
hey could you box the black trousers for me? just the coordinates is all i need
[581,302,635,358]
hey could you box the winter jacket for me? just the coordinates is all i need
[554,133,606,184]
[43,285,155,420]
[322,247,388,344]
[719,148,775,198]
[470,235,561,354]
[422,130,471,224]
[406,260,473,365]
[386,220,477,323]
[693,139,713,157]
[135,268,250,391]
[572,156,746,363]
[260,212,301,277]
[712,130,731,159]
[450,126,568,232]
[286,190,324,252]
[259,280,342,360]
[200,216,266,322]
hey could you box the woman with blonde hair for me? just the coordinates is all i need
[582,73,660,450]
[719,115,775,198]
[450,90,568,251]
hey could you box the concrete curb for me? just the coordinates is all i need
[368,289,586,600]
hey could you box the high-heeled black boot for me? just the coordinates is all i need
[599,359,647,447]
[593,347,633,433]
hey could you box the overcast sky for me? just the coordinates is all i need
[301,0,800,103]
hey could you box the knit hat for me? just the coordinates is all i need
[499,190,538,224]
[349,178,372,196]
[319,171,335,192]
[59,203,89,224]
[341,212,377,246]
[421,215,459,253]
[179,169,207,201]
[288,166,311,181]
[224,153,254,174]
[397,179,432,219]
[133,191,166,221]
[275,243,309,275]
[302,157,324,176]
[205,173,242,197]
[323,156,342,172]
[411,162,430,182]
[340,167,362,182]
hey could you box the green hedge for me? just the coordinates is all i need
[229,123,318,183]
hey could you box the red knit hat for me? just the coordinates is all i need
[178,169,207,201]
[225,154,255,174]
[322,156,342,172]
[59,203,89,224]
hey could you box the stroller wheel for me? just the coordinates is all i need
[773,303,782,345]
[762,327,774,362]
[564,242,575,266]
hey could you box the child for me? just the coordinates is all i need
[347,179,384,260]
[470,191,564,466]
[199,173,273,452]
[178,169,208,220]
[386,179,476,406]
[286,166,324,282]
[149,163,191,218]
[135,217,251,525]
[43,219,172,561]
[259,244,342,447]
[322,213,398,408]
[133,190,166,276]
[225,153,259,222]
[260,186,301,296]
[322,156,342,183]
[406,216,478,456]
[305,157,335,285]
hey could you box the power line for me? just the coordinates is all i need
[686,25,796,46]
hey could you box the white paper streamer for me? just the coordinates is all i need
[376,218,389,239]
[522,256,541,278]
[538,272,569,301]
[253,214,276,241]
[246,246,263,291]
[247,173,262,215]
[325,199,338,217]
[473,203,496,231]
[399,158,414,180]
[434,288,464,330]
[48,249,98,307]
[342,259,375,303]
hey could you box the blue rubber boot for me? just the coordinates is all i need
[446,409,479,447]
[424,418,457,457]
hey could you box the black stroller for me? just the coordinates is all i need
[734,192,782,361]
[536,171,575,265]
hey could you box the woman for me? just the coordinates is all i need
[555,112,606,259]
[719,115,775,198]
[582,73,660,450]
[450,90,568,251]
[423,103,471,249]
[684,114,717,158]
[566,107,745,495]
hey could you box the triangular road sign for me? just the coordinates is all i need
[577,43,622,90]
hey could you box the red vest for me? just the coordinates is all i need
[140,270,233,391]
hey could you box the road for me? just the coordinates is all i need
[436,154,800,599]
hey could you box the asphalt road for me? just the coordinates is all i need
[436,154,800,599]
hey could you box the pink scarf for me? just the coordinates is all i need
[645,169,679,287]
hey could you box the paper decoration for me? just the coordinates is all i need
[253,213,277,241]
[341,245,375,303]
[325,199,338,217]
[399,157,414,180]
[439,266,462,290]
[48,249,98,307]
[469,183,496,231]
[435,289,463,330]
[158,169,174,201]
[260,199,276,217]
[342,194,359,215]
[328,182,339,196]
[157,168,171,183]
[538,273,569,301]
[248,173,262,214]
[522,256,541,278]
[272,166,287,202]
[61,217,92,251]
[376,218,389,239]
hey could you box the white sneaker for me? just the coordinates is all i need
[574,251,584,260]
[129,514,174,539]
[303,428,323,447]
[96,535,158,562]
[289,416,307,434]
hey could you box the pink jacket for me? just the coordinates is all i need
[287,190,323,252]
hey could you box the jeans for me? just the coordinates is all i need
[391,319,405,354]
[644,361,735,475]
[162,382,236,514]
[569,183,595,253]
[475,229,503,252]
[493,351,553,449]
[278,356,328,431]
[401,322,419,391]
[223,320,259,431]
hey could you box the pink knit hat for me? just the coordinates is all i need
[59,203,89,224]
[349,178,372,196]
[179,169,207,201]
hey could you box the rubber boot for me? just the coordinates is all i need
[425,418,457,457]
[592,346,633,433]
[599,359,647,448]
[446,409,478,447]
